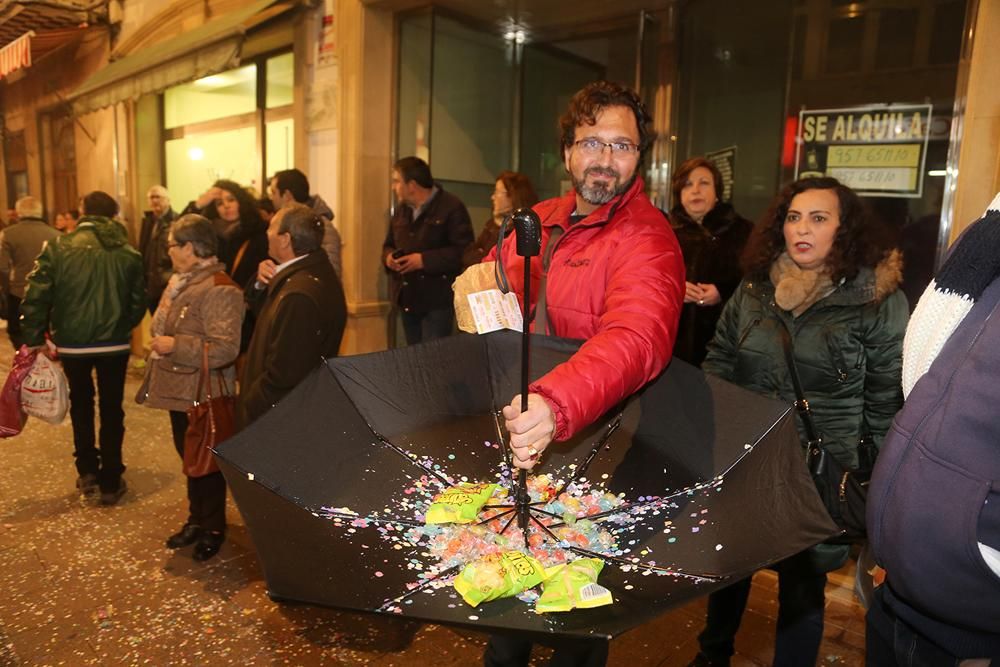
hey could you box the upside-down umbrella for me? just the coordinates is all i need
[215,331,837,640]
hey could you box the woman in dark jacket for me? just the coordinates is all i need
[669,157,753,366]
[187,180,269,289]
[462,171,539,269]
[688,177,908,667]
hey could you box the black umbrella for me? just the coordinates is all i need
[215,332,837,640]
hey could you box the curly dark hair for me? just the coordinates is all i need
[670,157,724,209]
[207,179,264,230]
[741,177,886,283]
[558,81,654,165]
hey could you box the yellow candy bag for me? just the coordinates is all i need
[425,482,497,525]
[536,557,613,613]
[454,551,546,607]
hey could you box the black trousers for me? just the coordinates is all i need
[696,549,827,667]
[484,635,609,667]
[62,354,130,493]
[169,410,227,533]
[6,294,21,350]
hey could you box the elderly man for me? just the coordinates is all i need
[0,196,59,348]
[477,80,685,667]
[21,191,145,505]
[139,185,177,314]
[382,157,474,345]
[268,169,342,279]
[237,203,347,429]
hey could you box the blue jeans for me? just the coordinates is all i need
[697,549,827,667]
[401,307,454,345]
[865,586,992,667]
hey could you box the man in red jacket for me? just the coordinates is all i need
[484,81,685,666]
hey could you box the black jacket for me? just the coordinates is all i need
[669,202,753,366]
[382,186,474,314]
[237,250,347,429]
[139,208,177,303]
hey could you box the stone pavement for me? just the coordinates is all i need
[0,336,868,666]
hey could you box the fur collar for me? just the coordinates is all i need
[769,249,903,317]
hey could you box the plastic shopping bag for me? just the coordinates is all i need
[0,346,37,437]
[21,353,69,424]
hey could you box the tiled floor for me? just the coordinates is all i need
[0,337,868,666]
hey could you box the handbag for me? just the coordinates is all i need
[183,342,235,478]
[777,322,873,543]
[21,352,69,424]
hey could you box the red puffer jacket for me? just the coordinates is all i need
[487,176,685,440]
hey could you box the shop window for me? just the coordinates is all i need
[164,53,293,207]
[164,64,257,130]
[875,8,918,70]
[825,15,865,74]
[928,0,964,65]
[5,130,27,208]
[266,53,294,109]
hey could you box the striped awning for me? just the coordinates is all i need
[0,31,33,79]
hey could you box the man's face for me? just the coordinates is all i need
[564,105,641,209]
[267,209,291,261]
[391,169,411,207]
[268,178,283,211]
[148,190,168,216]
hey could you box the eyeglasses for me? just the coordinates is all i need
[573,138,640,156]
[167,241,185,249]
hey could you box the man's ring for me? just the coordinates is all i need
[698,299,704,305]
[528,446,538,458]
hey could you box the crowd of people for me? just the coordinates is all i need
[0,78,996,666]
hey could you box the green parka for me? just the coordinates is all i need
[20,216,146,356]
[703,252,908,468]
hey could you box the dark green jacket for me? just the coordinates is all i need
[703,253,908,467]
[20,216,146,356]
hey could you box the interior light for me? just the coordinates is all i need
[194,75,226,88]
[927,169,947,177]
[188,147,204,161]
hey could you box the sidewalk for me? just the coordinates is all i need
[0,337,867,666]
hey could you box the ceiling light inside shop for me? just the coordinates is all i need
[927,169,947,177]
[188,147,205,161]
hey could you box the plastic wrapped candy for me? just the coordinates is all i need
[425,482,498,525]
[453,551,546,607]
[536,557,613,613]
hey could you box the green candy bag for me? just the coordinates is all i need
[536,557,613,613]
[425,482,497,525]
[454,551,546,607]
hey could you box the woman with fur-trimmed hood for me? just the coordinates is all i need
[687,177,909,667]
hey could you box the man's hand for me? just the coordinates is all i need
[696,283,721,306]
[684,281,701,304]
[395,253,424,274]
[385,252,402,272]
[151,335,175,356]
[503,393,556,470]
[257,259,277,286]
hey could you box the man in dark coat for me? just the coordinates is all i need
[139,185,177,314]
[382,156,473,345]
[237,203,347,429]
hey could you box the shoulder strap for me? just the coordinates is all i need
[229,240,251,278]
[776,321,821,446]
[213,271,239,289]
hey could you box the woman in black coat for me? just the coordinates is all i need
[187,179,269,290]
[668,157,753,366]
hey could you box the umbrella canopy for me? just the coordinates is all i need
[215,331,836,640]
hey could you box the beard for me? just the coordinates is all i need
[572,165,635,206]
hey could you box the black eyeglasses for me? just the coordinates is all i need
[572,138,640,156]
[167,241,186,249]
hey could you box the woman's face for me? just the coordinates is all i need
[492,179,513,217]
[167,234,196,273]
[217,190,241,223]
[783,188,841,271]
[680,166,718,221]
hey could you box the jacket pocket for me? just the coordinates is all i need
[151,358,199,403]
[873,434,1000,633]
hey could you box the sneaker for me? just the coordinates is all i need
[76,473,99,496]
[99,479,127,506]
[166,523,202,549]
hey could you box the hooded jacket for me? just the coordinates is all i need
[703,251,908,467]
[308,194,343,279]
[488,176,685,441]
[20,215,146,356]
